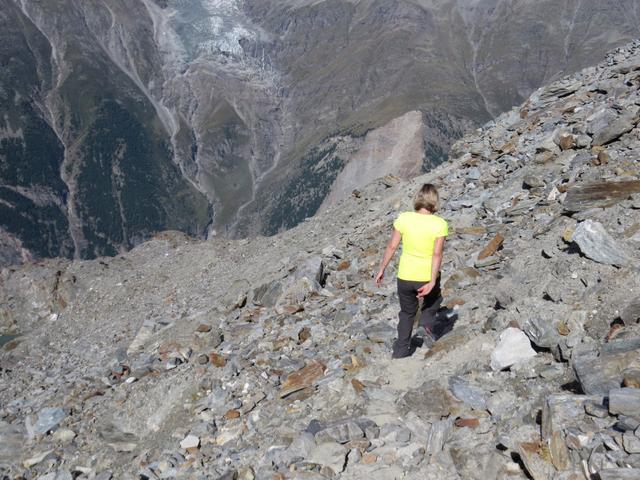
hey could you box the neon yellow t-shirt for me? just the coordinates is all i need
[393,211,448,282]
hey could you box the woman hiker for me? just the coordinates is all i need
[374,183,448,359]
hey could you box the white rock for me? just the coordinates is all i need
[490,328,537,371]
[52,428,76,444]
[180,434,200,449]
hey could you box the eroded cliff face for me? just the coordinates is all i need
[1,0,640,262]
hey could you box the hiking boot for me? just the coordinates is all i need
[392,349,412,359]
[414,326,436,348]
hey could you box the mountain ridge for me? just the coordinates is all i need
[3,0,640,263]
[1,39,640,478]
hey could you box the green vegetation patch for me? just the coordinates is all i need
[0,187,73,259]
[75,99,209,259]
[265,142,343,234]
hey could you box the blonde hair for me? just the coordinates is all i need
[413,184,439,212]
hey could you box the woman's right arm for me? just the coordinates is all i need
[417,236,445,297]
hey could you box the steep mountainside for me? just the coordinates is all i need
[2,0,640,264]
[1,41,639,479]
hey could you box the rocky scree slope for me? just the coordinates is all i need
[3,0,640,263]
[1,41,640,479]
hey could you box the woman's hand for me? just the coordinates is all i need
[417,281,435,298]
[374,268,385,286]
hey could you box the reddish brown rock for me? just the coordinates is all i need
[298,327,311,343]
[351,379,365,393]
[280,361,326,398]
[454,418,480,428]
[478,234,505,260]
[225,409,241,420]
[209,353,227,368]
[558,134,575,150]
[337,261,351,271]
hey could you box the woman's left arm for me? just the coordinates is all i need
[375,229,401,286]
[417,236,446,297]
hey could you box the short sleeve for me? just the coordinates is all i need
[393,213,405,233]
[438,219,449,237]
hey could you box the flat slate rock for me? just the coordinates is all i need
[364,323,396,343]
[572,220,630,267]
[573,348,640,395]
[609,388,640,416]
[564,180,640,212]
[622,297,640,325]
[599,468,640,479]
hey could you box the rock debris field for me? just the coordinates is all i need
[2,40,640,480]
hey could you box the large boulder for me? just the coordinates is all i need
[572,220,631,267]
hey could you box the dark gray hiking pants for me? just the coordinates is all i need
[394,276,442,355]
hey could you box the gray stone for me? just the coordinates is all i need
[314,419,364,444]
[542,394,604,441]
[22,450,54,469]
[543,278,570,303]
[599,469,640,480]
[425,418,454,455]
[130,353,156,378]
[523,174,545,189]
[286,432,316,462]
[573,344,640,395]
[466,167,481,181]
[584,401,609,418]
[292,256,324,287]
[199,388,235,416]
[487,390,517,420]
[490,328,537,371]
[220,279,251,311]
[307,442,348,474]
[378,423,411,444]
[624,432,640,453]
[401,381,458,418]
[449,377,488,411]
[397,443,426,467]
[617,416,640,432]
[622,297,640,325]
[364,323,396,343]
[31,407,66,435]
[0,421,24,461]
[587,107,638,146]
[99,425,138,452]
[523,316,560,350]
[572,220,630,267]
[39,470,73,480]
[252,280,283,307]
[610,388,640,416]
[602,337,640,355]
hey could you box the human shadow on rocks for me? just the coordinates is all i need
[430,308,458,339]
[411,307,459,351]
